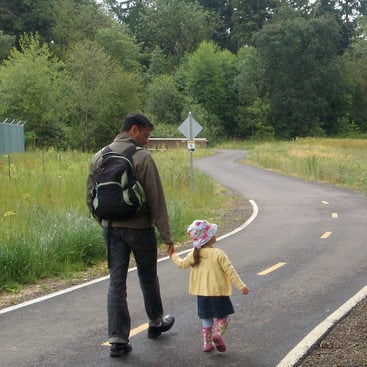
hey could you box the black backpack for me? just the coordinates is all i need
[91,144,146,221]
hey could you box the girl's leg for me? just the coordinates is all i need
[200,318,214,352]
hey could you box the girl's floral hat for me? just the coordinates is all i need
[187,220,217,249]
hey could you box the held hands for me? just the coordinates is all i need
[241,286,250,295]
[166,244,175,257]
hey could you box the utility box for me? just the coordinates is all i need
[0,119,26,154]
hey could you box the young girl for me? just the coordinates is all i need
[170,220,249,353]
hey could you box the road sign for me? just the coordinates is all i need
[187,141,195,151]
[177,112,203,192]
[178,112,202,140]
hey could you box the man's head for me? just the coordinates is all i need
[122,113,154,147]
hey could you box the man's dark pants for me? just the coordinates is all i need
[103,227,164,344]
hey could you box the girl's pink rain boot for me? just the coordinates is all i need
[202,327,214,352]
[212,318,229,352]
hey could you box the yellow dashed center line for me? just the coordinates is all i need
[321,201,329,205]
[257,262,287,276]
[102,323,149,346]
[130,323,149,337]
[320,231,332,239]
[332,212,338,218]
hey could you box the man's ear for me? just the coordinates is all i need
[129,124,139,137]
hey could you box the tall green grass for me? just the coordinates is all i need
[0,149,235,290]
[246,138,367,194]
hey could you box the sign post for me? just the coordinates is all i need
[178,112,203,191]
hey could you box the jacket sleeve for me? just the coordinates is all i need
[135,151,173,244]
[171,252,193,269]
[218,251,247,290]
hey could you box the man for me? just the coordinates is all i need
[86,113,175,357]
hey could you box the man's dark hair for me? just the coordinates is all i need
[122,114,154,132]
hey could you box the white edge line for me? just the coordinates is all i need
[0,269,140,316]
[276,284,367,367]
[0,199,258,315]
[0,275,108,315]
[158,199,259,261]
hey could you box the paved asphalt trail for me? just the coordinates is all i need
[1,149,366,367]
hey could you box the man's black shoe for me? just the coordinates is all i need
[110,343,132,357]
[147,315,175,339]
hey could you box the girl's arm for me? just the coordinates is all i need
[170,251,194,269]
[219,252,248,291]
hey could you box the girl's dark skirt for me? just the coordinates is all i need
[197,296,234,319]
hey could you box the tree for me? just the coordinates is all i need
[145,46,171,80]
[0,34,66,147]
[95,23,142,71]
[49,0,112,57]
[104,0,141,21]
[0,30,15,61]
[229,0,277,51]
[254,6,348,138]
[0,0,113,57]
[176,41,237,136]
[0,0,57,45]
[63,39,142,151]
[130,0,220,70]
[144,74,184,124]
[312,0,367,49]
[342,17,367,132]
[235,46,272,138]
[197,0,234,49]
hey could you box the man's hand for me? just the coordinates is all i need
[166,244,174,257]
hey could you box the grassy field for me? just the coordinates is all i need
[0,148,236,291]
[245,138,367,194]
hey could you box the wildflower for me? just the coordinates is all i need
[3,211,16,218]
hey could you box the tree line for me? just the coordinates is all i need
[0,0,366,151]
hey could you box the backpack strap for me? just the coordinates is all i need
[102,144,141,159]
[121,144,142,160]
[101,145,112,155]
[119,144,142,177]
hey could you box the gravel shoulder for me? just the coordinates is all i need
[0,194,365,367]
[299,296,367,367]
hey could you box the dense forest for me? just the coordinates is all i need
[0,0,366,150]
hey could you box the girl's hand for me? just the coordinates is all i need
[241,286,250,295]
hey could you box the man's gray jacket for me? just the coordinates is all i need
[86,133,173,245]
